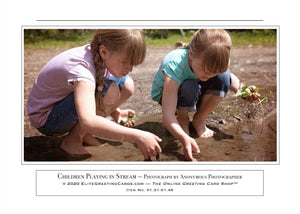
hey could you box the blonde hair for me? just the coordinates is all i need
[90,29,146,87]
[186,29,231,74]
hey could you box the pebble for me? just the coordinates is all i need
[219,119,226,125]
[234,116,242,121]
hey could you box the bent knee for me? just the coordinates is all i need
[104,82,120,104]
[122,76,134,97]
[177,80,201,111]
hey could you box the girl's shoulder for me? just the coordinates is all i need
[60,44,90,56]
[59,44,93,66]
[163,48,189,64]
[168,47,189,57]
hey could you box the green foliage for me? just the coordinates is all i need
[23,29,277,49]
[24,29,96,49]
[144,29,276,47]
[144,29,196,47]
[236,84,260,99]
[228,29,276,46]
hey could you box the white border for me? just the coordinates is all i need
[3,0,297,212]
[22,24,279,166]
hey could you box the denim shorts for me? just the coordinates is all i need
[176,70,231,111]
[37,75,127,136]
[98,75,127,96]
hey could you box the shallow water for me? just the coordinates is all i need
[191,114,277,162]
[130,113,277,162]
[24,113,276,162]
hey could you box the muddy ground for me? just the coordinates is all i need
[24,45,277,162]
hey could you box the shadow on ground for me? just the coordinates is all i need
[24,120,239,162]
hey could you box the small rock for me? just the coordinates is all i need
[234,116,242,121]
[219,119,226,125]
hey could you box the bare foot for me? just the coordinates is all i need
[83,134,103,146]
[192,119,215,138]
[111,109,135,127]
[176,110,190,135]
[60,137,92,160]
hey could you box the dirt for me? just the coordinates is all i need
[23,45,277,162]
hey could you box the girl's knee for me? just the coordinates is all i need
[97,82,120,115]
[177,80,201,111]
[218,70,231,91]
[204,70,231,97]
[122,76,134,97]
[104,82,120,104]
[179,80,201,99]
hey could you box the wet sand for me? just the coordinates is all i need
[24,112,276,162]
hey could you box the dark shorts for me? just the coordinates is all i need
[37,75,127,136]
[176,70,231,111]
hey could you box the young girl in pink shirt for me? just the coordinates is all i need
[27,29,162,160]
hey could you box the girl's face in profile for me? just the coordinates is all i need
[189,50,217,81]
[99,45,133,78]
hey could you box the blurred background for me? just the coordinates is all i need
[24,29,277,49]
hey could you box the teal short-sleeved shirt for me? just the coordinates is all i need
[151,48,198,102]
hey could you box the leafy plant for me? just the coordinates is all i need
[236,84,259,99]
[236,83,268,134]
[120,114,135,125]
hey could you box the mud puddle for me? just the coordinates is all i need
[24,112,276,162]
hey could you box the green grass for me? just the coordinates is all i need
[24,29,277,49]
[24,29,96,49]
[229,30,277,46]
[145,29,277,47]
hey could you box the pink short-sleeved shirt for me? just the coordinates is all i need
[27,44,101,128]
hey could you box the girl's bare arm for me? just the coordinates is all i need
[230,73,260,102]
[161,75,187,141]
[230,73,241,93]
[73,81,162,159]
[162,75,200,160]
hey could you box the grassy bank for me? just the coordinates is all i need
[24,29,277,49]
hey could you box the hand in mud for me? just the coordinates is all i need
[144,153,160,161]
[182,137,200,161]
[135,131,162,160]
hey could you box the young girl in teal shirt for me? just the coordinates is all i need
[151,29,259,161]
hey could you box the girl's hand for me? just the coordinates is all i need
[182,136,200,161]
[112,108,136,127]
[135,131,162,160]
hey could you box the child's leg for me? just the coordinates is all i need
[83,133,103,146]
[192,94,222,137]
[37,93,99,158]
[96,75,135,126]
[60,123,103,158]
[109,76,135,125]
[176,109,190,134]
[61,76,135,157]
[96,81,121,116]
[115,75,134,107]
[192,70,231,138]
[60,122,92,158]
[176,79,202,135]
